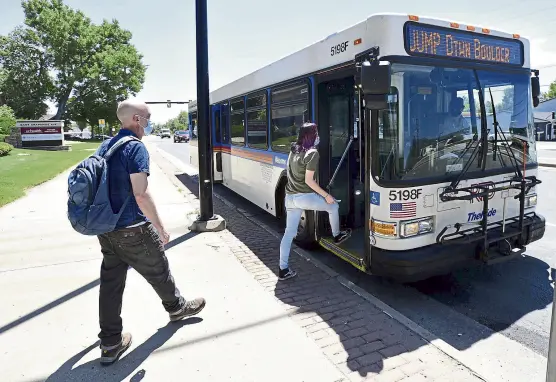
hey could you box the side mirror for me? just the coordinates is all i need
[361,61,391,110]
[531,76,540,108]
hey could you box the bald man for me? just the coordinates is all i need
[94,100,205,365]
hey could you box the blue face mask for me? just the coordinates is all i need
[144,120,153,136]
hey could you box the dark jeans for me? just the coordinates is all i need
[97,222,184,346]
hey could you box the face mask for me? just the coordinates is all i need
[314,136,320,146]
[143,120,153,136]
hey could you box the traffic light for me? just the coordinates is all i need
[167,100,171,108]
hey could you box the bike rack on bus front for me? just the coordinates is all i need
[436,176,542,258]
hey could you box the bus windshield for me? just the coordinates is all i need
[375,63,537,183]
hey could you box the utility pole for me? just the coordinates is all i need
[190,0,225,232]
[548,279,556,381]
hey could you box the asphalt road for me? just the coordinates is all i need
[154,138,556,358]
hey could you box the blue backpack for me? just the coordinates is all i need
[67,136,141,235]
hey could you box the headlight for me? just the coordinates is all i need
[525,194,537,208]
[371,219,397,237]
[400,217,434,238]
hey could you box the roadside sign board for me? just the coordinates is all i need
[17,120,64,148]
[98,119,105,127]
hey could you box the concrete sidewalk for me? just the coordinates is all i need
[0,149,484,382]
[0,163,342,382]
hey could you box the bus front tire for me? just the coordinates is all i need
[293,210,317,250]
[276,184,316,249]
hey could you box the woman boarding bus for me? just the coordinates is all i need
[279,123,352,280]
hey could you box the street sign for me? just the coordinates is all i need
[98,119,105,128]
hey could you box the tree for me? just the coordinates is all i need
[545,81,556,101]
[0,0,146,121]
[500,88,514,112]
[0,27,53,119]
[0,105,16,135]
[164,111,188,133]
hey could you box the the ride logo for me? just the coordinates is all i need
[468,208,497,222]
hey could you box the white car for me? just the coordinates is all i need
[160,129,171,139]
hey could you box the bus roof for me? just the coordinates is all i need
[187,13,530,111]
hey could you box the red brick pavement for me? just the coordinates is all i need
[153,149,485,382]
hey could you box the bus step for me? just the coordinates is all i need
[319,235,366,272]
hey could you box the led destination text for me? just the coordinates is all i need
[405,23,523,65]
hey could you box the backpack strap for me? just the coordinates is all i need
[102,136,141,161]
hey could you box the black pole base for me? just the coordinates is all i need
[189,214,226,233]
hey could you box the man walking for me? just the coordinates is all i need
[95,99,205,365]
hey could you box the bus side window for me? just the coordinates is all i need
[215,110,221,144]
[246,92,268,150]
[230,98,245,146]
[221,102,230,143]
[270,81,310,153]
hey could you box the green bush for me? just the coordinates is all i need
[0,134,7,143]
[0,142,14,157]
[0,105,16,136]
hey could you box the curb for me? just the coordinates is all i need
[540,163,556,168]
[148,144,490,381]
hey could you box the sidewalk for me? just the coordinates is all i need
[538,157,556,168]
[0,152,482,382]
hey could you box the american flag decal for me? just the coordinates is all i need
[390,202,417,218]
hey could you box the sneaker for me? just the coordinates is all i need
[334,229,352,245]
[169,297,206,322]
[100,333,132,365]
[278,267,297,281]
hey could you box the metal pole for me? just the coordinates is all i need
[195,0,214,221]
[547,281,556,381]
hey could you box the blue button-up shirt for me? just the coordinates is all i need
[97,129,150,229]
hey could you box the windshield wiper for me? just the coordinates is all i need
[445,70,487,192]
[488,88,522,178]
[474,70,489,171]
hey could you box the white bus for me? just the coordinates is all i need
[188,13,545,282]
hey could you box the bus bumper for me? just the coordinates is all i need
[371,213,546,283]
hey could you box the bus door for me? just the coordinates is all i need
[316,75,366,270]
[212,104,223,182]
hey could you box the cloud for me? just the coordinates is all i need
[529,37,556,68]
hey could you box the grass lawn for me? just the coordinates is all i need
[0,142,101,207]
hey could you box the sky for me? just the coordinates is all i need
[1,0,556,123]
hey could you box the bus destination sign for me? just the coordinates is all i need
[404,22,523,66]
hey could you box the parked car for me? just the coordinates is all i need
[173,130,190,143]
[160,129,171,139]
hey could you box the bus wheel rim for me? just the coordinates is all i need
[297,211,307,235]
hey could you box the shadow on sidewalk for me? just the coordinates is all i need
[45,318,201,382]
[1,231,199,337]
[0,279,101,335]
[174,173,436,380]
[165,231,199,250]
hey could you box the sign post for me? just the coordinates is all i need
[189,0,225,233]
[98,119,106,136]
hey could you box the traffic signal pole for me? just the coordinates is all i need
[190,0,225,232]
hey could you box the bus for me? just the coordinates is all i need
[188,13,545,282]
